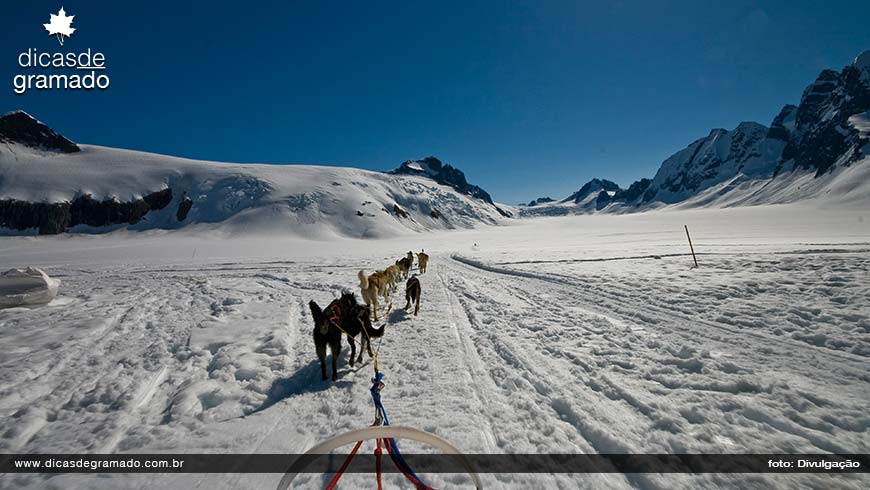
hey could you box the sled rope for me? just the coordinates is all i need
[370,372,433,489]
[314,373,432,490]
[360,318,379,374]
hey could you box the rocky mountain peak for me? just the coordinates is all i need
[767,104,798,141]
[390,156,494,205]
[853,50,870,84]
[780,53,870,175]
[0,110,79,153]
[526,196,555,207]
[562,178,620,204]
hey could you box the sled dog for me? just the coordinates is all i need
[416,250,429,274]
[405,275,421,316]
[358,270,387,321]
[309,292,384,381]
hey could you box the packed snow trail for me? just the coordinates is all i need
[443,254,870,452]
[2,257,624,489]
[1,216,869,489]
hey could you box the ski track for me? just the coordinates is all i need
[1,249,868,490]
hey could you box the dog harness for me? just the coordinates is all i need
[325,301,343,326]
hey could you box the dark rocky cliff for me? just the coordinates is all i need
[0,189,173,234]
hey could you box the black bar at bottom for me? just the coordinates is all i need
[1,453,866,474]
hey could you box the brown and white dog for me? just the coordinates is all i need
[358,270,388,321]
[395,251,414,280]
[405,275,421,316]
[416,250,429,274]
[384,264,400,293]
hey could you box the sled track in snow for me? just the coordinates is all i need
[495,247,870,266]
[441,253,870,463]
[437,270,502,453]
[437,264,676,489]
[449,254,870,371]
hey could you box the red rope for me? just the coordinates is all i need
[325,439,364,490]
[375,438,383,490]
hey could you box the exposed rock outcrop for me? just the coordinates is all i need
[176,195,193,221]
[0,111,79,153]
[390,156,495,204]
[0,188,173,234]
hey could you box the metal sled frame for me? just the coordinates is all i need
[274,425,483,490]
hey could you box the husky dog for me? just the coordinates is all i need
[416,250,429,274]
[384,264,400,293]
[394,258,408,280]
[309,292,384,381]
[395,251,414,279]
[405,275,421,316]
[358,270,388,321]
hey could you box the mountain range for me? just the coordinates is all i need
[523,50,870,215]
[1,51,868,235]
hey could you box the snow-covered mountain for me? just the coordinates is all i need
[389,156,512,217]
[524,50,870,215]
[521,178,620,215]
[525,196,555,207]
[562,178,620,204]
[0,113,510,236]
[641,121,786,204]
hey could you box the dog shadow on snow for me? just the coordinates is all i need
[387,307,410,324]
[247,353,369,416]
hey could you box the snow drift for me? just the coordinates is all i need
[0,267,60,308]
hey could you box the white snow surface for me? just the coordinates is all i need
[849,112,870,139]
[1,204,868,489]
[0,144,508,238]
[669,156,870,209]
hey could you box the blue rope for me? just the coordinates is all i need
[370,372,430,488]
[370,372,390,425]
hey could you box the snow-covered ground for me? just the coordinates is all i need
[1,204,869,489]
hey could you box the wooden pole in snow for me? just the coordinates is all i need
[685,225,698,268]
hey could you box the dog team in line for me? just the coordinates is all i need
[309,250,430,381]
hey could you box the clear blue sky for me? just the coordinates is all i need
[2,1,869,204]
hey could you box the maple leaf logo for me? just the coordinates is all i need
[44,7,76,46]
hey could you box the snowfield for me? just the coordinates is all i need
[1,205,869,489]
